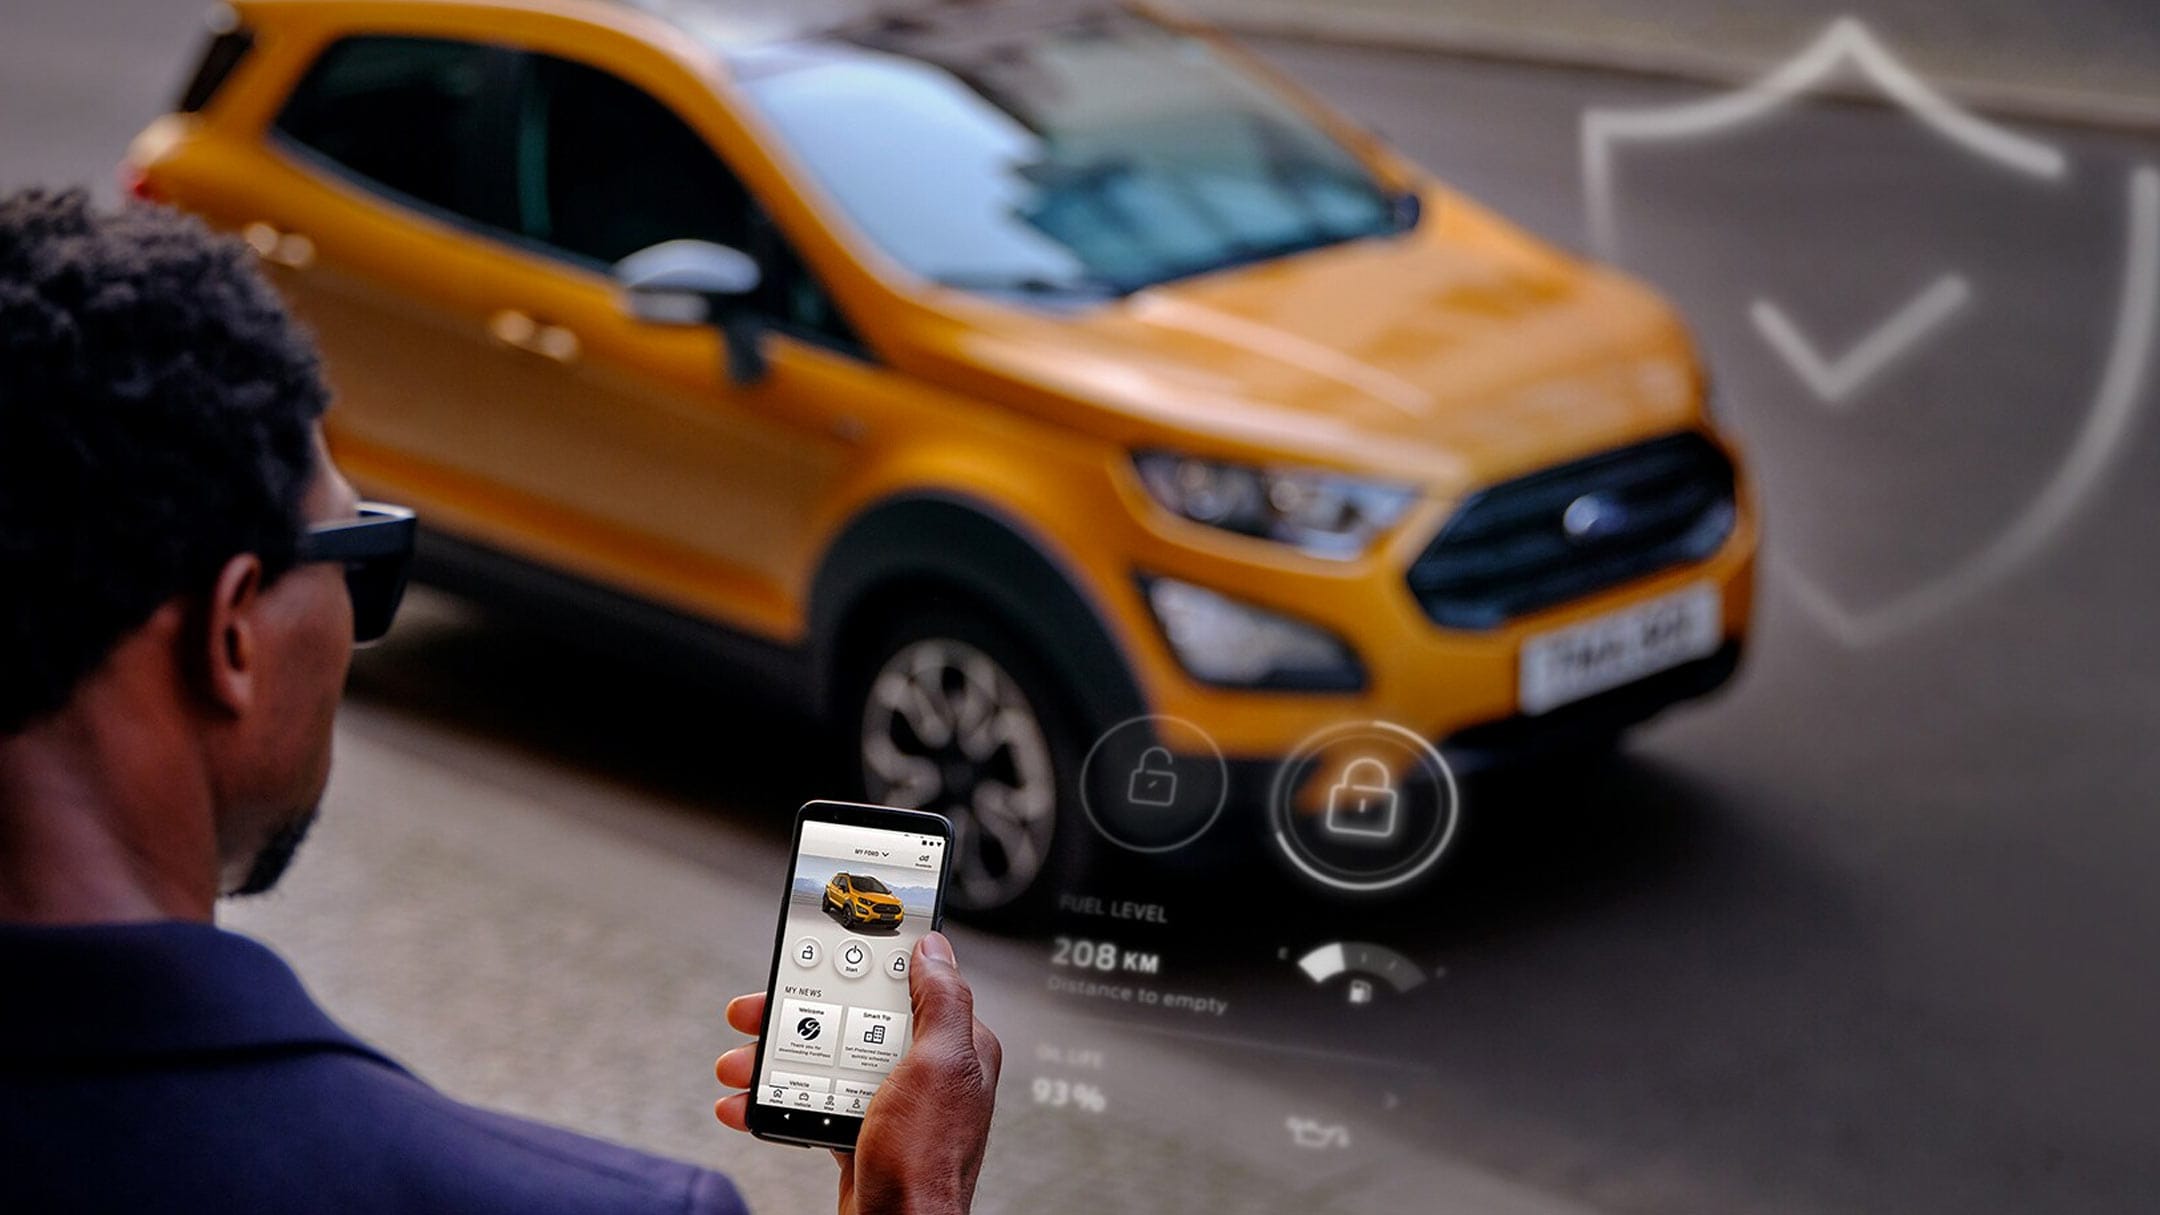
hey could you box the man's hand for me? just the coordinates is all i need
[715,932,1001,1215]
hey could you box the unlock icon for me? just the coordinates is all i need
[1128,747,1178,807]
[1324,758,1399,840]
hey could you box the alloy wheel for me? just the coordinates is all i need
[860,637,1057,910]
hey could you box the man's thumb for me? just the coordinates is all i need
[908,932,975,1044]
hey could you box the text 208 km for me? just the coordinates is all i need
[1051,938,1162,976]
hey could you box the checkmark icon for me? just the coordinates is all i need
[1751,273,1973,406]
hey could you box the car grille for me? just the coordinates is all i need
[1407,432,1736,629]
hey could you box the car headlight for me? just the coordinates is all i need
[1133,453,1416,560]
[1143,577,1363,691]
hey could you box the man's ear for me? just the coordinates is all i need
[199,553,266,717]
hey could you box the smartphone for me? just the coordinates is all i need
[746,801,952,1150]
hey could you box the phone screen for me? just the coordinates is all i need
[752,807,949,1139]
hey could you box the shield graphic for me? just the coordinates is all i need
[1581,17,2158,646]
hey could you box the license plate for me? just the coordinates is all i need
[1519,584,1722,716]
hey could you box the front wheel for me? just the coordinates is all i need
[846,607,1089,921]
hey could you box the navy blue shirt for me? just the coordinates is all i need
[0,921,749,1214]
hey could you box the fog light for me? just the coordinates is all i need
[1143,577,1363,691]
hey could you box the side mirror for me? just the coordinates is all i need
[613,240,769,385]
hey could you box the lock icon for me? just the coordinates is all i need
[1128,747,1179,807]
[1324,758,1399,840]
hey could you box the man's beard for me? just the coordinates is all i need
[229,809,319,897]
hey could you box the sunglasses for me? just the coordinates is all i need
[295,502,416,645]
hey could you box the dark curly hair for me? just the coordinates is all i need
[0,189,329,734]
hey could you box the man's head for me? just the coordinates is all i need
[0,188,356,909]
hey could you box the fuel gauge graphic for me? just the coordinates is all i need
[1292,942,1431,1004]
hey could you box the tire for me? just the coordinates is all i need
[842,603,1094,924]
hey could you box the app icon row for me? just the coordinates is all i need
[765,1069,880,1117]
[791,936,910,981]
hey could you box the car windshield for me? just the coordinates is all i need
[851,875,892,895]
[729,5,1412,298]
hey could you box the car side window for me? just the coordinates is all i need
[513,54,748,265]
[750,212,865,353]
[513,53,867,354]
[275,36,514,230]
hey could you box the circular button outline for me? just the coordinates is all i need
[882,949,911,981]
[1078,714,1231,854]
[1268,720,1460,893]
[834,938,872,979]
[790,936,822,969]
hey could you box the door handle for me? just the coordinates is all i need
[487,309,581,364]
[241,221,315,270]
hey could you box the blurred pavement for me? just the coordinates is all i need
[1187,0,2160,127]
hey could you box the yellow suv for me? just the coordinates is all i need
[824,873,906,930]
[129,0,1755,913]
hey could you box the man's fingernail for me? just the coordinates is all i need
[919,932,955,965]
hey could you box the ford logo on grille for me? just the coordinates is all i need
[1561,492,1628,544]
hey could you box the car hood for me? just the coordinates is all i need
[909,191,1704,495]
